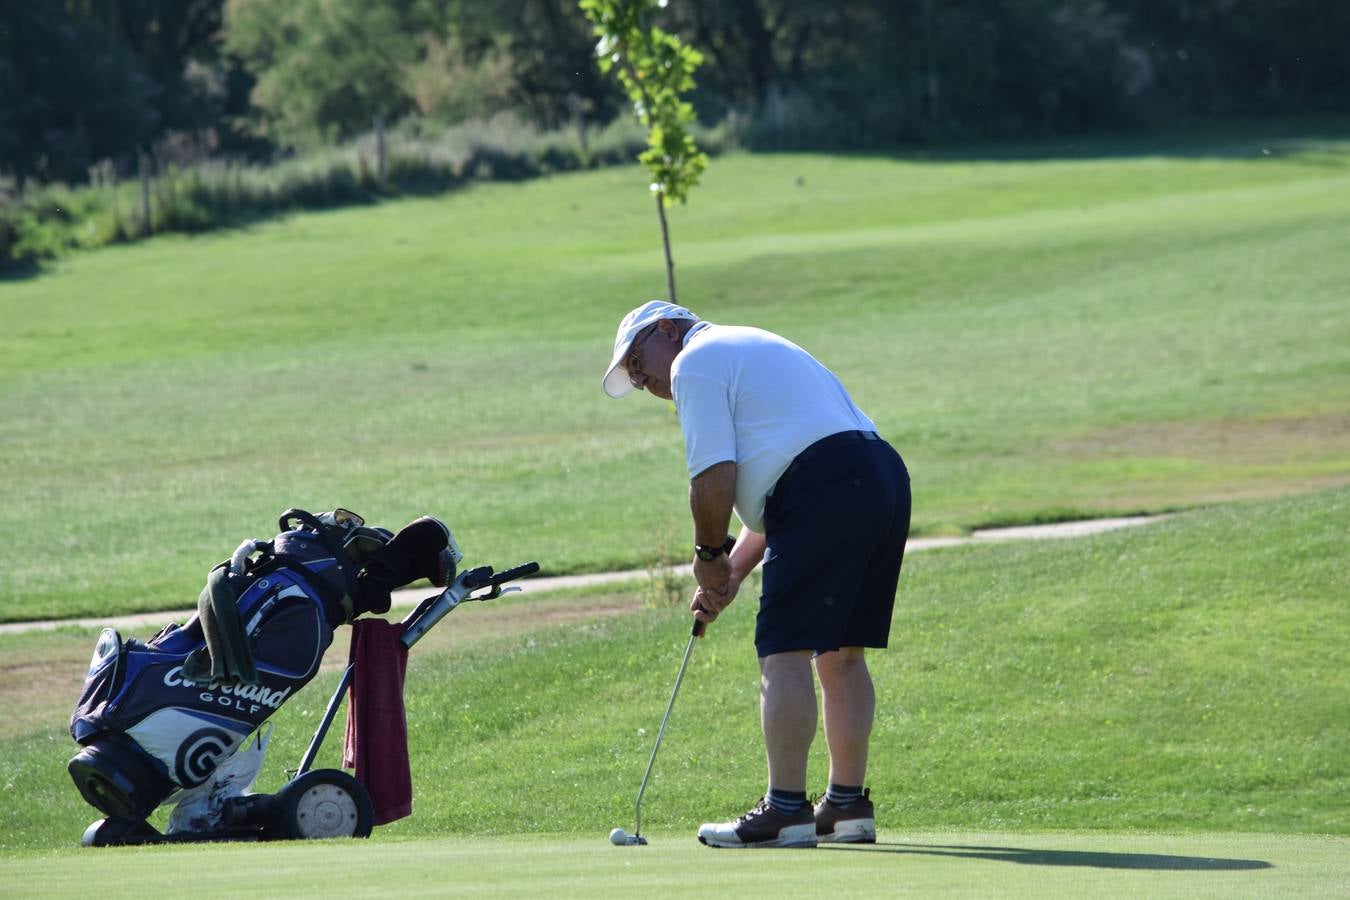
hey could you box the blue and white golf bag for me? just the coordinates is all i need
[68,508,460,824]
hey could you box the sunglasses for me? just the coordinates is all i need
[625,325,659,387]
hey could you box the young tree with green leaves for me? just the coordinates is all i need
[580,0,708,303]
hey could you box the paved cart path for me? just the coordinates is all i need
[0,515,1166,636]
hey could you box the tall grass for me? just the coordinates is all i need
[0,113,734,272]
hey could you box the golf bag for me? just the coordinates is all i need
[68,508,461,829]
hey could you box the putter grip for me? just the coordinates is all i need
[691,535,736,637]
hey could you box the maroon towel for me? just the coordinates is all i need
[342,618,412,825]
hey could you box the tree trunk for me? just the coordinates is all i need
[655,190,676,303]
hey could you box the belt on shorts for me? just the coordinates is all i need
[774,430,882,496]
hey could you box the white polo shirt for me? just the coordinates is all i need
[672,322,876,533]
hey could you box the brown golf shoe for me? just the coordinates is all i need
[697,797,818,848]
[814,789,876,843]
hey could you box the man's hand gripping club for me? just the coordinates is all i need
[688,461,767,630]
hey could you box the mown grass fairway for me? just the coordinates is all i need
[1,832,1346,899]
[3,128,1349,621]
[3,490,1345,887]
[1,128,1348,896]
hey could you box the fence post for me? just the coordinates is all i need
[138,152,153,236]
[375,116,387,183]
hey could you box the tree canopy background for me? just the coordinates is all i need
[2,0,1347,185]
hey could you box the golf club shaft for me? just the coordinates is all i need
[634,629,697,837]
[631,534,734,837]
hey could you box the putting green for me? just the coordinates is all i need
[2,831,1346,898]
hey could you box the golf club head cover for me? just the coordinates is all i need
[354,517,460,617]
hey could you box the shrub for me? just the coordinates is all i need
[0,112,728,273]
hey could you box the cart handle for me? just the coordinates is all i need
[399,560,539,649]
[463,561,541,591]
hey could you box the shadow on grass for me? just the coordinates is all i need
[823,842,1272,871]
[0,257,42,282]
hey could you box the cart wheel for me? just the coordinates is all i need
[271,770,373,840]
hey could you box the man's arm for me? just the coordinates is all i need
[689,461,736,602]
[728,525,767,584]
[689,460,737,547]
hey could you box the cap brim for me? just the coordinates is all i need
[603,361,635,398]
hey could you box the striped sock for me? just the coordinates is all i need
[826,783,863,807]
[766,788,808,815]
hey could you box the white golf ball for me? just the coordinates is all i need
[609,827,628,845]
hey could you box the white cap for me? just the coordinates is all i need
[602,300,699,398]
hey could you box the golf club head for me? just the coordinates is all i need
[609,827,648,846]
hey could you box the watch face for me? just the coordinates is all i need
[696,546,719,561]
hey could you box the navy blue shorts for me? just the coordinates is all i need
[755,431,910,657]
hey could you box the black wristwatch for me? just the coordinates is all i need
[695,537,734,561]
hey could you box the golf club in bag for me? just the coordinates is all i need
[68,507,537,846]
[611,535,734,847]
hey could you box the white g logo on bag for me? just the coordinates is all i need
[175,727,233,787]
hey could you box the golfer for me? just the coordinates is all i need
[602,301,910,848]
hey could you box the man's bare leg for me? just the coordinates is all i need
[759,650,817,791]
[814,647,874,786]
